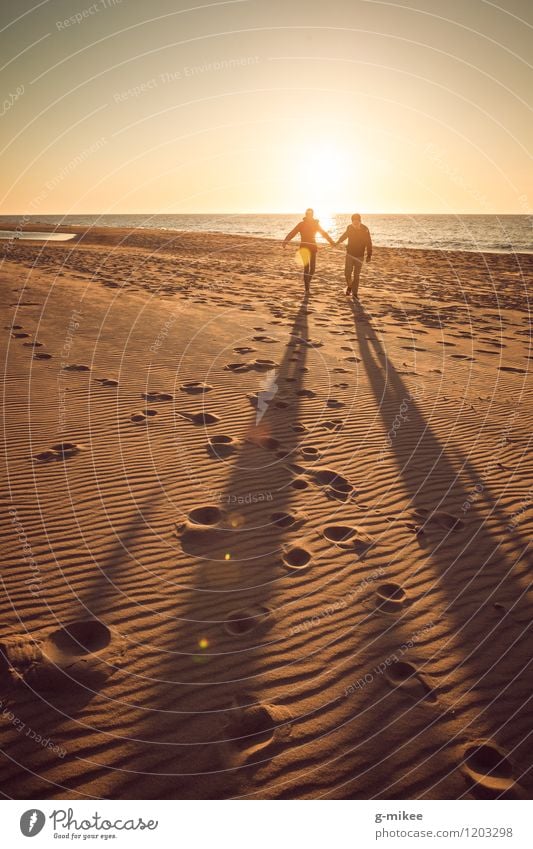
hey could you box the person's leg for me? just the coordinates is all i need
[345,254,354,294]
[303,260,311,290]
[352,258,363,299]
[309,249,316,282]
[303,249,317,292]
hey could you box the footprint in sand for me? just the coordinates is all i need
[297,388,317,399]
[185,506,223,528]
[498,366,527,374]
[270,510,307,530]
[63,364,91,372]
[344,355,362,363]
[142,390,173,401]
[178,411,220,426]
[33,352,52,360]
[290,476,310,491]
[225,362,250,372]
[12,332,31,339]
[461,742,517,797]
[23,340,43,348]
[310,468,354,500]
[131,409,158,424]
[250,358,279,371]
[224,605,272,637]
[333,367,350,373]
[225,696,291,756]
[41,620,109,662]
[206,434,238,459]
[95,377,119,387]
[300,445,322,461]
[291,423,308,433]
[319,419,343,431]
[180,381,212,394]
[37,619,122,688]
[409,508,464,533]
[322,525,374,554]
[252,335,278,343]
[385,661,436,703]
[233,346,256,354]
[5,324,23,330]
[282,544,312,571]
[375,582,408,614]
[33,442,85,462]
[326,399,345,409]
[1,620,124,691]
[246,433,280,451]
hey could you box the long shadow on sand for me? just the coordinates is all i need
[349,300,532,797]
[108,293,315,797]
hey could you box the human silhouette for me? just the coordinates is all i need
[283,208,335,293]
[335,213,372,299]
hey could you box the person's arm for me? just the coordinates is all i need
[283,223,300,248]
[318,226,336,247]
[366,228,373,261]
[334,228,349,247]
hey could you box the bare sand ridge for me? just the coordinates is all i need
[1,226,532,799]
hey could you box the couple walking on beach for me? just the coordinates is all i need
[283,208,372,298]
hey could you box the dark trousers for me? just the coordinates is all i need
[345,254,364,295]
[303,246,317,288]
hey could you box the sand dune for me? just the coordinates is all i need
[1,227,532,799]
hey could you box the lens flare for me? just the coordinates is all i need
[228,513,244,528]
[294,247,310,268]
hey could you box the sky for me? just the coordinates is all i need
[0,0,532,214]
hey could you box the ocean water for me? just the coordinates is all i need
[0,214,531,254]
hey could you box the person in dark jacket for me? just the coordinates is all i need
[335,213,372,299]
[283,208,335,293]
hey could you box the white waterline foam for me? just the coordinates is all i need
[0,230,75,241]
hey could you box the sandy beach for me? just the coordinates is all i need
[1,226,532,800]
